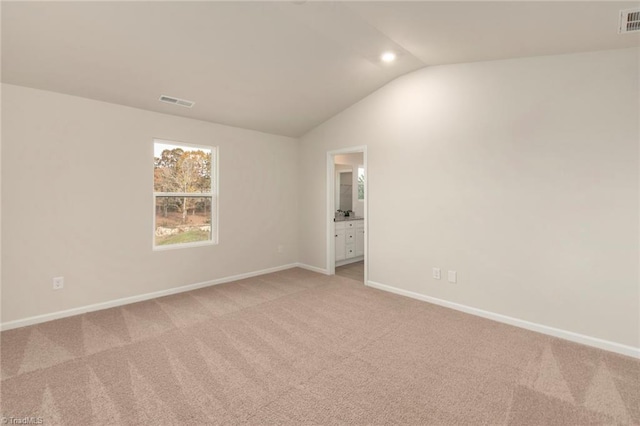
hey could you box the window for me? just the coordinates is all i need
[357,166,365,201]
[153,139,217,249]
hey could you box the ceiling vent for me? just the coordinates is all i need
[619,8,640,34]
[159,95,195,108]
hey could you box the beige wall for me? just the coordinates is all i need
[298,48,640,347]
[1,84,299,323]
[2,48,639,350]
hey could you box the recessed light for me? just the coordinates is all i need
[381,52,397,63]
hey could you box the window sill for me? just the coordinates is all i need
[153,240,217,251]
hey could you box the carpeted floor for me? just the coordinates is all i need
[1,268,638,425]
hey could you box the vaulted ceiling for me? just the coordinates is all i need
[3,2,638,137]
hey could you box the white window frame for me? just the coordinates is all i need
[152,139,219,250]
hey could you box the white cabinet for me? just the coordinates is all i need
[344,221,356,229]
[335,229,346,261]
[346,245,355,259]
[345,228,356,259]
[335,220,364,265]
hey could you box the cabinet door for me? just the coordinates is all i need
[335,229,346,261]
[356,227,365,256]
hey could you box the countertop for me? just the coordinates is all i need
[334,216,364,222]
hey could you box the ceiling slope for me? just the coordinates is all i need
[2,1,637,137]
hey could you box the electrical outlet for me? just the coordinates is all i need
[432,268,441,280]
[448,271,457,283]
[53,276,64,290]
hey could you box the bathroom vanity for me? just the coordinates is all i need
[334,217,364,265]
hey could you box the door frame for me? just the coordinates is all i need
[326,146,368,283]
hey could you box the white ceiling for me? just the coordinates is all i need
[2,1,638,137]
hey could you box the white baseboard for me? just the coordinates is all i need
[295,263,330,275]
[0,263,300,332]
[366,280,640,359]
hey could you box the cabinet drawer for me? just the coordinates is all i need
[345,221,356,229]
[356,221,364,229]
[335,222,346,230]
[345,229,355,242]
[345,244,356,259]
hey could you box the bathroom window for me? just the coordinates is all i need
[357,166,365,201]
[153,139,218,249]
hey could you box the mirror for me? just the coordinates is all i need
[339,171,352,211]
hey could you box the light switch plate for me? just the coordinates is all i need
[433,268,441,280]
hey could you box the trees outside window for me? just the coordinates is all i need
[357,167,365,201]
[153,140,217,248]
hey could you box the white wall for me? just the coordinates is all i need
[1,84,298,323]
[298,48,640,348]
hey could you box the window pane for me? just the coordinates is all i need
[357,167,365,200]
[154,142,212,193]
[155,196,212,246]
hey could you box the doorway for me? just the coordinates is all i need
[335,261,365,282]
[326,146,367,284]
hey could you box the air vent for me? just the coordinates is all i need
[619,8,640,34]
[159,95,195,108]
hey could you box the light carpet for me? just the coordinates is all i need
[1,268,638,425]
